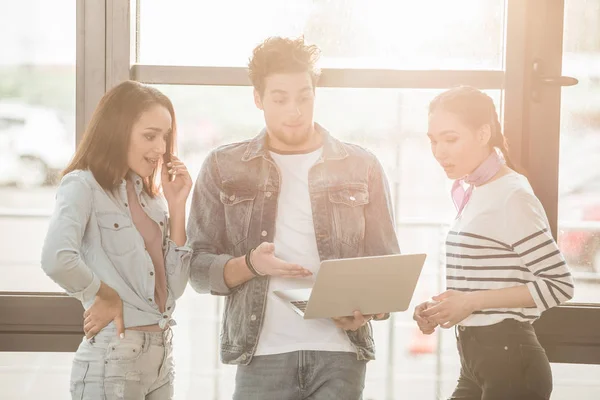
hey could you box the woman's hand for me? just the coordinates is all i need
[162,155,192,209]
[83,282,125,339]
[420,290,476,329]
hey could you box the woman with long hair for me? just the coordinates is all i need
[414,86,574,400]
[41,80,192,399]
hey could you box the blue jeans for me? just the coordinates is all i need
[233,351,367,400]
[70,327,174,399]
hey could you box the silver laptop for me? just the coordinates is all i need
[273,253,426,319]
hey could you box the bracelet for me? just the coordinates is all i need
[245,247,265,276]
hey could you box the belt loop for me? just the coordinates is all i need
[165,327,173,345]
[142,332,150,353]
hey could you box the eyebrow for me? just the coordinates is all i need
[143,127,172,134]
[427,130,459,138]
[270,87,313,95]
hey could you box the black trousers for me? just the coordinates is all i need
[449,319,553,400]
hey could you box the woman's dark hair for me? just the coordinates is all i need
[429,86,516,170]
[63,80,177,196]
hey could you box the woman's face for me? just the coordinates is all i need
[427,109,491,180]
[127,105,172,179]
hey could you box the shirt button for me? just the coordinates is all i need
[124,203,128,207]
[136,180,141,185]
[229,195,236,201]
[349,196,356,201]
[241,354,247,361]
[150,272,154,276]
[114,223,119,228]
[250,315,257,321]
[148,298,153,302]
[159,221,164,226]
[141,203,145,207]
[265,192,272,198]
[167,306,171,311]
[163,315,168,319]
[261,230,267,237]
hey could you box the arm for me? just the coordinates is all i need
[186,152,312,295]
[504,192,574,310]
[187,151,243,295]
[469,285,535,310]
[161,156,193,299]
[41,173,101,305]
[168,206,187,246]
[422,191,574,328]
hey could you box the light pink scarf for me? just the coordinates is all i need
[451,150,505,218]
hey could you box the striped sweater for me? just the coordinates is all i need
[447,172,574,326]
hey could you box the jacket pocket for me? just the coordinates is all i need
[328,185,369,248]
[220,189,256,246]
[104,336,144,363]
[96,212,137,256]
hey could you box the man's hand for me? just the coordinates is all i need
[413,300,439,335]
[251,242,312,278]
[83,282,125,339]
[332,311,381,332]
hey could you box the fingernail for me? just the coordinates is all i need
[120,333,125,339]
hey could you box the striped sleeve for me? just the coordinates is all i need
[504,192,575,311]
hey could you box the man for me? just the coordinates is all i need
[187,36,400,400]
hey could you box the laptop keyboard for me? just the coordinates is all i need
[291,300,308,313]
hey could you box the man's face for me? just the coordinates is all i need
[254,72,316,150]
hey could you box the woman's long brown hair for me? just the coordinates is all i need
[63,80,177,196]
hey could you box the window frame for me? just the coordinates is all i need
[1,0,598,369]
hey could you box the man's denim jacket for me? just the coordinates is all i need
[187,125,400,365]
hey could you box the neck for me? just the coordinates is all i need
[463,149,506,186]
[483,164,513,186]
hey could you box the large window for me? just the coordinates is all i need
[0,0,74,293]
[139,0,506,70]
[557,0,600,304]
[2,0,600,399]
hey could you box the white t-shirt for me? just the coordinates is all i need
[254,148,355,356]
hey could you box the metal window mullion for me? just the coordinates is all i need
[131,64,505,89]
[76,0,107,144]
[105,0,133,90]
[503,0,530,167]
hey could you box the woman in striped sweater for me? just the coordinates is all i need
[413,86,574,400]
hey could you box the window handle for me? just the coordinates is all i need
[531,59,578,102]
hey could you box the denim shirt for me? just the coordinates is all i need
[187,126,400,365]
[41,169,192,330]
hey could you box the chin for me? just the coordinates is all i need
[444,170,462,180]
[133,167,154,179]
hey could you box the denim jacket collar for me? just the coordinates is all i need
[242,123,349,162]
